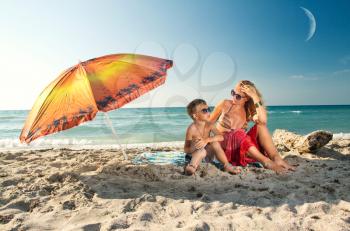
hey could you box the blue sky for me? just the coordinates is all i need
[0,0,349,109]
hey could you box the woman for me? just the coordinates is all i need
[209,80,295,173]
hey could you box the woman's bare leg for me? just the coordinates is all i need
[206,142,241,174]
[246,146,286,174]
[256,124,296,170]
[255,124,279,159]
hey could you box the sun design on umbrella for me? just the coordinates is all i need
[20,53,173,143]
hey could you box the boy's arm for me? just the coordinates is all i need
[207,134,224,143]
[184,126,194,153]
[207,123,224,142]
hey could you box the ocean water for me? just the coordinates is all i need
[0,105,349,149]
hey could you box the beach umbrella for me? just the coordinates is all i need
[19,53,173,156]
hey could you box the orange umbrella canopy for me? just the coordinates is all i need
[20,54,173,143]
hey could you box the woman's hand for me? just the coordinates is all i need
[252,114,259,123]
[240,84,259,101]
[273,156,296,171]
[241,83,267,125]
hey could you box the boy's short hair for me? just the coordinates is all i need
[187,99,207,119]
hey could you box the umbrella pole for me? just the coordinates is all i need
[103,112,128,160]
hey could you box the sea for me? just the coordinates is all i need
[0,105,349,150]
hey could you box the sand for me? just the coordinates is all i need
[0,133,349,230]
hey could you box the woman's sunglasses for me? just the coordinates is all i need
[200,108,211,114]
[231,90,246,100]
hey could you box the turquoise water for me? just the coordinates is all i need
[1,105,349,149]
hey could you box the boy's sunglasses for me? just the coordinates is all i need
[231,90,246,100]
[200,108,211,114]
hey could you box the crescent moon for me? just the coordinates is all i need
[300,7,316,41]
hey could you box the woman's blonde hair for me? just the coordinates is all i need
[239,80,265,121]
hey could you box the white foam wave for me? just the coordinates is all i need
[268,110,302,114]
[0,138,184,150]
[333,133,350,139]
[0,138,93,149]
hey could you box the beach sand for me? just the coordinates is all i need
[0,132,349,230]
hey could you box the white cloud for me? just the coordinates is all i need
[333,69,350,77]
[289,74,304,79]
[340,55,350,65]
[289,74,318,80]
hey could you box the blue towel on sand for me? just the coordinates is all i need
[133,151,263,169]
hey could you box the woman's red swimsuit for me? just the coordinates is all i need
[220,124,266,166]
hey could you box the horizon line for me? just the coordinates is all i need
[1,103,350,111]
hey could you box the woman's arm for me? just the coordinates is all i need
[252,97,267,125]
[241,85,267,125]
[209,100,224,123]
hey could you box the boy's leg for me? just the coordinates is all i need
[206,142,228,165]
[246,146,286,174]
[206,142,241,174]
[204,144,215,163]
[185,148,207,175]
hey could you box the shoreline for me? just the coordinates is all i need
[0,141,185,152]
[2,132,350,151]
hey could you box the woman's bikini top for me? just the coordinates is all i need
[217,103,234,129]
[217,103,249,130]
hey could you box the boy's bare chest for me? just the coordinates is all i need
[193,124,210,139]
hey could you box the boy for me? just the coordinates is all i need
[184,99,241,175]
